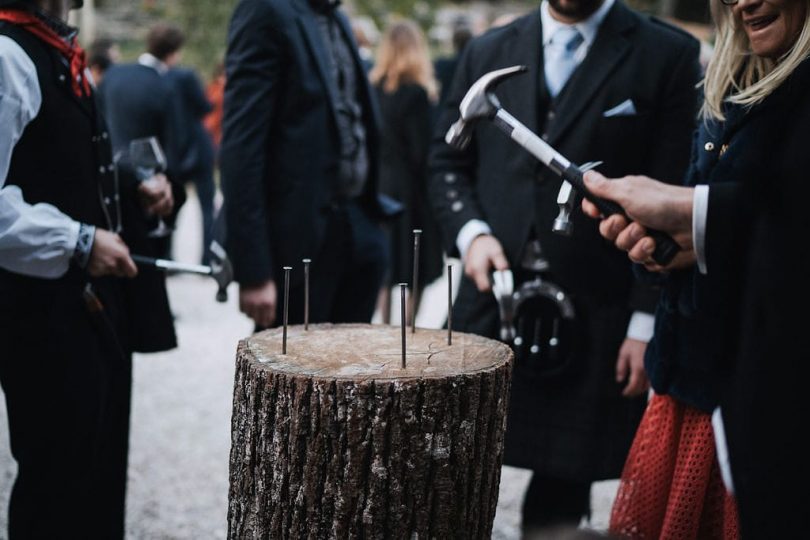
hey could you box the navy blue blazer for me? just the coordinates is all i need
[220,0,385,287]
[165,67,215,182]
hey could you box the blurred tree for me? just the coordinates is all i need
[163,0,238,81]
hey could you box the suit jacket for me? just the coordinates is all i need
[98,62,187,222]
[220,0,384,287]
[165,67,215,182]
[428,2,701,480]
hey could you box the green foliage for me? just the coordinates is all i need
[162,0,238,81]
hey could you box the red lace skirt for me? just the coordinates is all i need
[609,393,739,539]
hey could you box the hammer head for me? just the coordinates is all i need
[445,65,528,150]
[208,241,234,303]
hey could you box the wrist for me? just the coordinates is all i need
[72,223,96,269]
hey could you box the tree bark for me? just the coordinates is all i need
[228,323,513,539]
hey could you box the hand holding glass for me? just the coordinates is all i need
[129,136,172,238]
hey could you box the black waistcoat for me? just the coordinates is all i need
[0,22,117,232]
[0,22,178,353]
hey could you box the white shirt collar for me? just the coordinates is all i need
[138,53,169,75]
[541,0,615,48]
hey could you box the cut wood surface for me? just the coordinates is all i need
[228,323,513,539]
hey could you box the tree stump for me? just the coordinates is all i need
[227,323,513,539]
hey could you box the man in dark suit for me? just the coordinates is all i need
[220,0,389,330]
[99,22,187,253]
[428,0,700,532]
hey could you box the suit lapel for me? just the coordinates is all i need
[294,0,341,128]
[546,2,636,145]
[497,11,544,169]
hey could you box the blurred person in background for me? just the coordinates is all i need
[221,0,392,331]
[370,19,444,323]
[433,19,473,107]
[99,21,188,259]
[428,0,701,534]
[0,0,177,536]
[204,59,226,155]
[87,36,119,86]
[352,18,375,73]
[166,64,217,264]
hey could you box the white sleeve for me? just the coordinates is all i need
[626,311,655,342]
[693,184,709,275]
[0,35,81,279]
[456,219,493,260]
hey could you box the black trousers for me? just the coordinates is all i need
[271,201,388,327]
[0,275,131,539]
[521,473,591,532]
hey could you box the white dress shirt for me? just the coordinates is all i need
[0,35,80,278]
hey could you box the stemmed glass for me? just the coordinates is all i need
[129,136,172,238]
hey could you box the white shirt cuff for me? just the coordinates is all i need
[456,219,492,260]
[626,311,654,342]
[693,184,709,275]
[712,407,735,494]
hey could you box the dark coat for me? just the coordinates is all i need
[428,3,701,480]
[220,0,385,287]
[375,82,443,285]
[694,59,810,538]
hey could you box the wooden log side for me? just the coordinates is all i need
[228,323,513,539]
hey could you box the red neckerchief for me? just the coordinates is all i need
[0,9,91,97]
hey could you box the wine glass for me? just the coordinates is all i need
[129,136,172,238]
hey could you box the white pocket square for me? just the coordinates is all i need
[603,99,637,117]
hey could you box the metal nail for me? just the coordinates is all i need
[400,283,407,369]
[303,259,311,330]
[411,229,422,334]
[283,266,292,354]
[447,264,453,346]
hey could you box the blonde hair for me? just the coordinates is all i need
[702,0,810,120]
[369,19,439,102]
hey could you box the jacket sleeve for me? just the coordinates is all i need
[219,0,284,286]
[426,41,488,258]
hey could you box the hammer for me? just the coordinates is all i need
[131,240,234,302]
[446,65,680,266]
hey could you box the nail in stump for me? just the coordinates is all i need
[282,266,292,354]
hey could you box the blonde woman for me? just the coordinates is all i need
[581,0,810,536]
[370,20,443,322]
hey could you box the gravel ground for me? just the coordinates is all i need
[0,191,618,539]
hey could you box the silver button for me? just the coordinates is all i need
[108,165,115,172]
[58,74,66,82]
[104,197,111,205]
[98,166,105,173]
[704,142,715,152]
[446,189,458,200]
[542,134,549,141]
[444,173,457,184]
[547,111,556,121]
[102,132,109,139]
[451,201,464,213]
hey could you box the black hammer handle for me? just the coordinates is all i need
[561,164,680,266]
